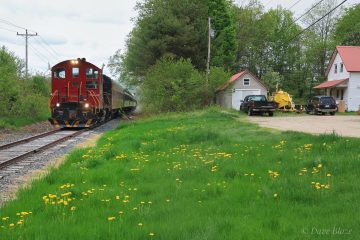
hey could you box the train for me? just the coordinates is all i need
[48,58,137,128]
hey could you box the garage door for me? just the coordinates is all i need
[232,89,261,110]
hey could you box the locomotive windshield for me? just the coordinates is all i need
[86,68,99,79]
[53,68,66,79]
[72,67,79,78]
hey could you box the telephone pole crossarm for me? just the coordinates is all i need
[17,29,38,77]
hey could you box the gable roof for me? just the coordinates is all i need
[326,46,360,76]
[216,70,267,92]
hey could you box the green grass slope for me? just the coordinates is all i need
[1,108,359,239]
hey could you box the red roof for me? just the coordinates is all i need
[326,46,360,75]
[216,71,246,91]
[216,70,267,92]
[313,78,348,89]
[337,46,360,72]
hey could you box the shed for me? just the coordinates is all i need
[215,70,268,110]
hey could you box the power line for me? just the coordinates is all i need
[39,36,61,58]
[288,0,302,10]
[0,18,26,31]
[293,0,326,23]
[28,43,51,68]
[0,26,17,33]
[286,0,347,44]
[0,17,62,71]
[33,37,60,61]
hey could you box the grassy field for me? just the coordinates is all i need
[0,108,359,239]
[0,112,49,129]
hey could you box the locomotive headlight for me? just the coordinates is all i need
[56,103,60,107]
[84,103,90,108]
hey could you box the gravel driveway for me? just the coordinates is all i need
[249,115,360,138]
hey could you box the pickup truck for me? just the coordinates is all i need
[240,95,277,116]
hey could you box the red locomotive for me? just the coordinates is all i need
[48,58,136,128]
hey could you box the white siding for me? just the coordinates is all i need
[327,53,350,81]
[348,72,360,111]
[216,72,268,110]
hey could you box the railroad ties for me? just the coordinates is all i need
[0,130,85,170]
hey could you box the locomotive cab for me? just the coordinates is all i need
[49,58,104,128]
[48,58,137,128]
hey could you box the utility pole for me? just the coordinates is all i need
[17,29,38,78]
[206,17,211,85]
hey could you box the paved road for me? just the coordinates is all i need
[249,115,360,138]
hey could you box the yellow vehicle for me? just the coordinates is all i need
[269,90,296,112]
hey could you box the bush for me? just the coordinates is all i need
[141,58,208,113]
[0,47,50,128]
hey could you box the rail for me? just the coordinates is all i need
[0,129,86,170]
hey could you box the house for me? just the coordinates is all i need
[215,70,268,110]
[314,46,360,111]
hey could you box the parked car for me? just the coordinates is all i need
[305,96,337,115]
[240,95,277,116]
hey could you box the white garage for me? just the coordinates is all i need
[216,70,268,110]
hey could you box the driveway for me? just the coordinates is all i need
[248,115,360,138]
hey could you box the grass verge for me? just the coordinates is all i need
[0,108,359,239]
[0,111,49,129]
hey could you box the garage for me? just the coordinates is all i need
[215,70,268,110]
[232,89,261,110]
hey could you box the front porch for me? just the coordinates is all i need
[313,78,348,111]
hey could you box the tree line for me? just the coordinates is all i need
[109,0,359,112]
[0,46,50,128]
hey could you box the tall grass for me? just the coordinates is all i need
[0,109,359,239]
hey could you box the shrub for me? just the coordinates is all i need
[141,58,208,113]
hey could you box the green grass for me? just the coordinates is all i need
[1,108,359,239]
[0,111,49,129]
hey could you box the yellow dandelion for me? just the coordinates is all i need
[273,193,278,198]
[166,199,170,202]
[107,217,116,221]
[9,223,15,227]
[149,232,155,236]
[326,173,331,177]
[138,223,143,227]
[70,206,76,211]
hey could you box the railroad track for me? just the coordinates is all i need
[0,129,87,170]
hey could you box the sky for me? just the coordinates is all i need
[0,0,359,77]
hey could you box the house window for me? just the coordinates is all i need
[243,79,250,86]
[334,64,337,73]
[340,63,344,73]
[336,90,340,98]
